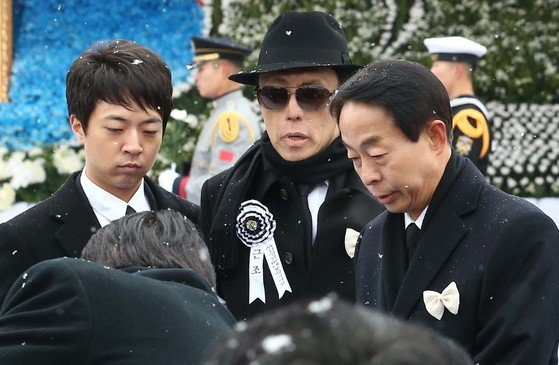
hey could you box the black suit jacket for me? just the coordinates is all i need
[0,172,199,304]
[0,258,235,365]
[200,165,384,320]
[355,154,559,364]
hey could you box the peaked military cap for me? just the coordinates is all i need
[229,11,360,86]
[191,36,251,65]
[423,36,487,67]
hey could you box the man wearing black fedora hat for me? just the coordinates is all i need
[198,11,384,320]
[159,37,262,204]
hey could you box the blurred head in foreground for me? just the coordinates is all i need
[204,297,472,365]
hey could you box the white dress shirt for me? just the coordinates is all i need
[307,181,329,243]
[404,206,429,230]
[80,168,151,227]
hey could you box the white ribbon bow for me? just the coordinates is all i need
[423,281,460,320]
[344,228,360,258]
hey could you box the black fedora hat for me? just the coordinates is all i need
[229,11,360,86]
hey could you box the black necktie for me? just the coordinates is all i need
[405,223,420,265]
[125,205,136,215]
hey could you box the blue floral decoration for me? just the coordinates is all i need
[0,0,204,150]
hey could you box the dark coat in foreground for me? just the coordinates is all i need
[200,155,384,320]
[0,258,235,365]
[0,172,200,305]
[355,154,559,364]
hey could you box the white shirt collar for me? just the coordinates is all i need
[80,167,151,227]
[307,181,329,242]
[404,206,428,230]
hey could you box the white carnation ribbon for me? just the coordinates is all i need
[236,200,292,304]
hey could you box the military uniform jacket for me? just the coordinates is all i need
[199,155,384,320]
[451,95,492,175]
[0,258,235,365]
[0,172,200,305]
[186,89,261,204]
[355,153,559,364]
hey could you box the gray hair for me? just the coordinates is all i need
[82,210,215,288]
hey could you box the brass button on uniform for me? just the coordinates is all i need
[279,188,289,200]
[283,252,294,264]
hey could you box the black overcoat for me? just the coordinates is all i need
[0,258,235,365]
[355,154,559,364]
[200,161,384,320]
[0,172,199,304]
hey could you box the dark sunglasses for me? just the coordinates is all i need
[255,85,335,111]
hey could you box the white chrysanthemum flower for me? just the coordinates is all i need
[170,109,188,122]
[10,159,46,189]
[53,146,84,175]
[507,177,517,189]
[5,155,24,181]
[184,114,200,129]
[0,147,8,159]
[500,166,511,176]
[27,147,43,158]
[492,176,504,187]
[0,159,8,180]
[526,183,536,194]
[0,183,16,211]
[8,152,25,163]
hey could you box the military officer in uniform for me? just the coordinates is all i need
[159,37,262,204]
[424,36,492,175]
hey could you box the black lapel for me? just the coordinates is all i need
[143,178,159,210]
[391,155,483,318]
[52,172,101,257]
[381,212,407,311]
[392,201,466,317]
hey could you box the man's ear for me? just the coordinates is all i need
[70,115,86,144]
[220,61,234,78]
[454,62,468,78]
[427,119,448,152]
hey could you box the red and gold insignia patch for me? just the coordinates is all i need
[219,149,235,162]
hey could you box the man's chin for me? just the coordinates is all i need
[113,175,144,190]
[277,147,314,162]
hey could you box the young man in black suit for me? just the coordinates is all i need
[0,210,234,365]
[330,60,559,364]
[0,40,199,304]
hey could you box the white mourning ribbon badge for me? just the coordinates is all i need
[236,200,292,304]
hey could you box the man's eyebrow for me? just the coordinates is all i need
[361,135,381,147]
[103,114,127,122]
[262,77,326,86]
[343,135,381,150]
[102,115,162,124]
[141,117,163,124]
[299,79,325,86]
